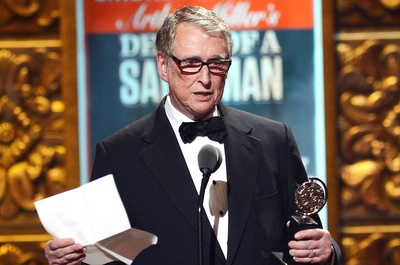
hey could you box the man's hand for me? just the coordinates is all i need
[44,238,86,265]
[288,228,334,265]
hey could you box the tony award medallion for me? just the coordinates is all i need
[283,177,328,265]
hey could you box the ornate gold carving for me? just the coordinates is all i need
[338,0,400,13]
[380,0,400,9]
[0,0,59,27]
[338,40,400,216]
[336,0,400,26]
[0,243,45,265]
[342,233,400,265]
[0,48,67,220]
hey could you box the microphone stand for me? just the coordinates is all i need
[197,144,221,265]
[198,170,211,265]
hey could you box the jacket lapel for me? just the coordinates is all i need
[219,104,261,264]
[139,100,199,230]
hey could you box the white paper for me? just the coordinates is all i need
[34,174,157,264]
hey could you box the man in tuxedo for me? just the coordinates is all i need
[44,6,340,265]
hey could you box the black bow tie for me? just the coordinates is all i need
[179,117,227,144]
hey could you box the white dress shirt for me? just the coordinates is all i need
[164,96,229,258]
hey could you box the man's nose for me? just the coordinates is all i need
[198,64,212,85]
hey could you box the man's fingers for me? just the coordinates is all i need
[294,228,326,240]
[288,228,334,265]
[46,238,75,251]
[44,239,86,265]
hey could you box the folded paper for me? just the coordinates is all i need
[35,174,157,264]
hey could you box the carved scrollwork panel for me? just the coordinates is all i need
[336,0,400,27]
[0,46,67,221]
[0,242,47,265]
[342,231,400,265]
[0,0,59,36]
[337,39,400,222]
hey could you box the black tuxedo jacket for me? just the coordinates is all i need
[90,98,340,265]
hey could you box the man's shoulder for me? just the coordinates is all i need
[222,104,285,128]
[102,112,153,144]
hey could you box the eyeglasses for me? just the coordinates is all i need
[169,54,231,75]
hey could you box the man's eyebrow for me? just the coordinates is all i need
[181,55,202,60]
[183,55,229,61]
[209,55,230,60]
[208,55,229,60]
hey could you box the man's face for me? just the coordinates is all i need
[157,23,229,121]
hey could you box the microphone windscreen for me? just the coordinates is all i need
[198,145,222,175]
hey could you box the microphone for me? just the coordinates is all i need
[198,144,222,177]
[197,145,222,265]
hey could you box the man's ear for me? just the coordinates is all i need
[157,52,168,82]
